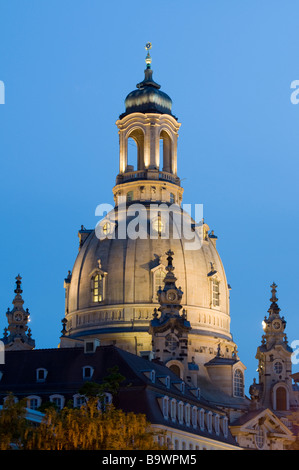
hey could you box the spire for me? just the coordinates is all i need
[145,42,152,69]
[261,282,287,345]
[14,274,23,294]
[136,42,161,90]
[149,250,191,373]
[268,282,280,316]
[1,275,35,350]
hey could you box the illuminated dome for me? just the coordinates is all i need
[60,45,237,380]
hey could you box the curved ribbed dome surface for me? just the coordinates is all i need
[66,210,231,346]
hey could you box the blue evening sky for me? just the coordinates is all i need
[0,0,299,389]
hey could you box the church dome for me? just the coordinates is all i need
[61,45,236,374]
[64,210,232,358]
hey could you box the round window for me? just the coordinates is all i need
[274,361,283,374]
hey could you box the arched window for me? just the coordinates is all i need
[192,406,197,428]
[199,408,205,431]
[178,401,184,424]
[169,364,181,377]
[73,394,85,408]
[223,416,228,437]
[153,267,165,301]
[36,368,47,383]
[83,366,94,380]
[170,399,176,422]
[276,386,287,411]
[212,279,220,307]
[185,404,191,427]
[50,394,65,410]
[27,395,41,411]
[233,369,244,397]
[215,414,220,435]
[92,274,104,303]
[127,129,145,171]
[169,192,175,204]
[160,130,172,173]
[207,411,213,433]
[162,396,169,420]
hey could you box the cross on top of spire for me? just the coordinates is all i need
[268,282,280,316]
[14,274,23,295]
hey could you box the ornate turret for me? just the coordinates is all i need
[113,44,183,206]
[149,250,191,380]
[250,283,296,414]
[1,275,35,351]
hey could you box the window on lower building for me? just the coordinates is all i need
[207,411,213,433]
[27,396,41,411]
[233,369,244,397]
[50,395,64,410]
[83,366,94,380]
[73,394,85,408]
[178,402,184,424]
[223,417,228,437]
[215,414,220,435]
[162,396,169,420]
[192,406,197,428]
[199,408,205,431]
[185,404,191,426]
[36,368,47,383]
[170,399,176,422]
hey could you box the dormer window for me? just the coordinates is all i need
[212,279,220,307]
[223,416,228,437]
[207,411,213,433]
[192,406,197,428]
[27,395,41,410]
[165,375,170,389]
[162,396,169,420]
[92,274,104,303]
[50,394,65,410]
[73,394,85,408]
[170,399,176,422]
[36,368,47,383]
[150,370,156,383]
[178,401,184,424]
[199,408,205,431]
[185,403,191,427]
[215,414,220,435]
[83,366,94,380]
[233,369,244,397]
